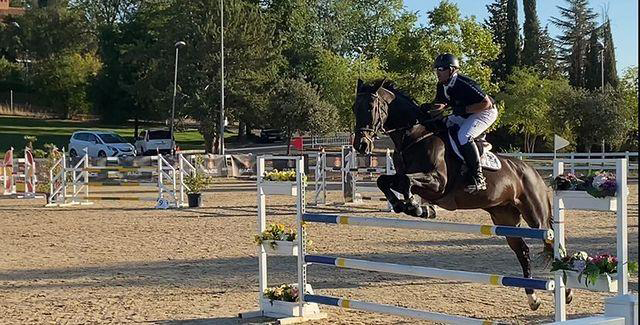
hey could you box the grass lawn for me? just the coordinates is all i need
[0,116,238,156]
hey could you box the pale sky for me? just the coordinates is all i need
[404,0,638,74]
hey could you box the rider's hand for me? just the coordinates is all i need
[452,105,467,115]
[428,103,447,119]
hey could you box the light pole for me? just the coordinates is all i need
[219,0,225,155]
[171,41,186,141]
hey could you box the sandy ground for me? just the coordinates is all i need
[0,180,637,325]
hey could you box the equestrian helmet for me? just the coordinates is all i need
[433,53,460,69]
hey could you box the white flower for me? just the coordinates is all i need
[572,251,589,261]
[592,174,609,189]
[572,260,587,272]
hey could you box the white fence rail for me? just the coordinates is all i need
[501,152,638,178]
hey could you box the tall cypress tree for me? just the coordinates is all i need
[602,19,619,88]
[522,0,541,67]
[584,27,602,90]
[484,0,509,83]
[537,26,559,78]
[504,0,520,74]
[551,0,597,88]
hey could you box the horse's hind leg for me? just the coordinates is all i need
[486,205,542,311]
[516,192,574,304]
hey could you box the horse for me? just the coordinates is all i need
[351,78,572,311]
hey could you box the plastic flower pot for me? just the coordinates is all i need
[555,190,616,211]
[260,181,298,196]
[187,193,202,207]
[564,270,617,292]
[261,240,299,256]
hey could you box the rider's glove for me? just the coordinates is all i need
[452,105,467,115]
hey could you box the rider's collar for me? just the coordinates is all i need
[443,72,458,100]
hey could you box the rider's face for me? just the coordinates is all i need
[435,67,452,83]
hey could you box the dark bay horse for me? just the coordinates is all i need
[352,78,572,311]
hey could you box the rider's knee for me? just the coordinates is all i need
[457,132,471,145]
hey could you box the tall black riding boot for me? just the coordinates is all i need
[460,141,487,193]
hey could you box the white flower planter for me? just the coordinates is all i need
[260,181,297,196]
[555,190,616,212]
[261,240,298,256]
[564,270,618,292]
[260,284,320,318]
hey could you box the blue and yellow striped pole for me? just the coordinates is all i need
[305,294,500,324]
[305,255,553,291]
[302,214,553,241]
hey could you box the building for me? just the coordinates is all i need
[0,0,26,19]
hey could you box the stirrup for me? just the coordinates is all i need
[465,176,487,193]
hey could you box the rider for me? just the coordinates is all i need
[431,53,498,193]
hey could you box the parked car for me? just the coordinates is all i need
[259,129,285,143]
[134,129,175,155]
[68,130,136,158]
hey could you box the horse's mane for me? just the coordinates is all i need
[367,79,420,108]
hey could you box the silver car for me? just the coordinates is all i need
[68,131,136,158]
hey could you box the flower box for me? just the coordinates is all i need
[260,284,321,318]
[563,270,618,292]
[555,190,616,211]
[260,181,297,196]
[261,240,298,256]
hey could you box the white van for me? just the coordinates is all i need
[68,131,136,158]
[134,129,175,155]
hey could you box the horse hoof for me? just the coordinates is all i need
[403,203,422,218]
[527,294,541,311]
[529,300,541,311]
[426,205,437,219]
[566,289,573,304]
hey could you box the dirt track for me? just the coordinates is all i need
[0,180,637,324]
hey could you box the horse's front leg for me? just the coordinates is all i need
[384,172,440,218]
[376,174,406,213]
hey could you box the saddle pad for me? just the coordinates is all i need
[448,132,502,171]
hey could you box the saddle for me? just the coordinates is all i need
[447,126,501,171]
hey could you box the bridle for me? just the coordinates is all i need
[355,91,388,142]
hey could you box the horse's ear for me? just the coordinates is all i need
[377,77,388,91]
[357,79,364,91]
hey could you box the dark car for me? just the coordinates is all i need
[259,129,284,143]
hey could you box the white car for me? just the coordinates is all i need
[134,129,175,155]
[68,131,136,158]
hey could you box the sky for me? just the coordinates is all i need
[403,0,638,75]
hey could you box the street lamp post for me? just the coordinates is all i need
[219,0,225,155]
[171,41,186,142]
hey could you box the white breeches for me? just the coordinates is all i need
[446,107,498,145]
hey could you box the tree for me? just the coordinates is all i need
[10,6,94,61]
[311,49,385,130]
[484,0,508,83]
[551,0,597,88]
[497,67,572,152]
[619,67,638,150]
[379,1,499,104]
[504,0,520,74]
[127,0,283,153]
[32,53,101,118]
[601,19,618,88]
[267,78,338,153]
[522,0,540,67]
[584,27,601,90]
[537,26,559,78]
[568,87,629,151]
